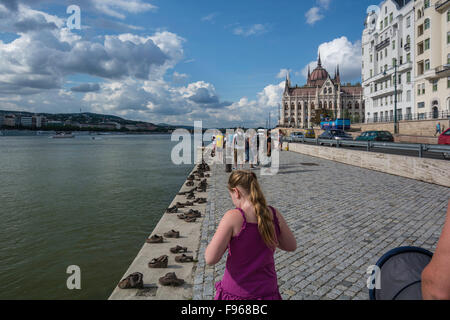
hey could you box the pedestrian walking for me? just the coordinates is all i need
[435,122,441,136]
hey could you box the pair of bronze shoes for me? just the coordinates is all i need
[159,272,184,287]
[175,254,195,263]
[194,198,206,204]
[164,230,180,238]
[118,272,144,289]
[166,206,178,213]
[178,210,201,221]
[146,235,164,243]
[148,255,168,268]
[146,230,179,243]
[178,201,194,207]
[186,193,195,200]
[186,181,194,187]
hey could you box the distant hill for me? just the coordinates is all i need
[0,110,157,127]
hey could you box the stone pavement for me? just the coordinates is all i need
[193,151,450,300]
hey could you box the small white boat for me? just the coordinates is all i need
[52,132,74,139]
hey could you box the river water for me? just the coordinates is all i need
[0,134,194,299]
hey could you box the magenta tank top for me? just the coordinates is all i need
[214,206,282,300]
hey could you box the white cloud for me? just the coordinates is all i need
[233,24,268,37]
[305,0,333,25]
[172,71,189,83]
[201,12,218,23]
[301,36,362,82]
[276,69,292,79]
[305,7,323,25]
[318,0,331,9]
[0,1,286,128]
[91,0,157,20]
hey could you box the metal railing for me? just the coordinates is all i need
[356,111,450,124]
[283,137,450,159]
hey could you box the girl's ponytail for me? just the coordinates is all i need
[228,171,278,248]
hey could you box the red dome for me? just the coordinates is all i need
[310,67,329,81]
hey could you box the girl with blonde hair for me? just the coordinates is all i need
[205,170,297,300]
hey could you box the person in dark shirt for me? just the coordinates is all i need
[266,130,272,167]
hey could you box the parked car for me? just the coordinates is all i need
[355,131,394,142]
[438,128,450,145]
[438,128,450,160]
[319,130,353,145]
[304,129,316,138]
[290,132,305,140]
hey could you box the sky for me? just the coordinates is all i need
[0,0,378,128]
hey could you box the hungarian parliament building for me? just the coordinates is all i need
[280,55,364,128]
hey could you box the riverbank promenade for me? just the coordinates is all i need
[193,150,449,300]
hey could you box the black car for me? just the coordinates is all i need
[355,131,394,142]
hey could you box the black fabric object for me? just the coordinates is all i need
[369,246,433,300]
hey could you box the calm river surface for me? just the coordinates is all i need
[0,134,194,299]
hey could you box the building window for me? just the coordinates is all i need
[448,77,450,89]
[418,41,424,55]
[392,40,396,50]
[432,80,438,92]
[448,10,450,22]
[418,102,425,109]
[424,0,430,9]
[370,54,373,63]
[448,32,450,44]
[424,18,430,30]
[418,61,424,75]
[380,20,383,30]
[407,71,411,83]
[384,17,388,27]
[425,38,430,50]
[418,24,424,36]
[393,58,397,67]
[407,53,411,63]
[407,16,411,28]
[425,59,430,71]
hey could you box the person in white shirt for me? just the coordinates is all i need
[233,129,245,170]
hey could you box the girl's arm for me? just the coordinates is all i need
[205,210,235,266]
[422,200,450,300]
[274,208,297,252]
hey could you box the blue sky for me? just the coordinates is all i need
[0,0,377,128]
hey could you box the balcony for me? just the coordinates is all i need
[375,38,390,51]
[398,61,412,72]
[435,64,450,78]
[369,84,403,99]
[436,0,450,12]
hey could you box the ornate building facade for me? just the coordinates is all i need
[280,55,364,128]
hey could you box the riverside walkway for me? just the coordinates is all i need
[193,150,450,300]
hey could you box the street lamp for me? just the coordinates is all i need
[384,62,399,134]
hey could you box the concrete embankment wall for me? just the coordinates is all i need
[288,143,450,188]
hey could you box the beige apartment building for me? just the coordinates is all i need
[414,0,450,119]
